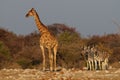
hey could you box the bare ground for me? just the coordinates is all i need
[0,68,120,80]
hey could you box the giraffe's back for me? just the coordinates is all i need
[40,32,58,48]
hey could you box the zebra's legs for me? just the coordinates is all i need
[94,60,98,70]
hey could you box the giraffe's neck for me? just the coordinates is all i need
[33,11,48,34]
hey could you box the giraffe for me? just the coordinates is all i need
[25,8,58,71]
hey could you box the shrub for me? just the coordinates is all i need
[0,41,11,60]
[57,31,85,68]
[0,24,120,69]
[17,58,31,69]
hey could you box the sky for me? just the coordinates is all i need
[0,0,120,37]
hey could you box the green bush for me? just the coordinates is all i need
[57,31,84,68]
[17,58,32,69]
[0,41,11,60]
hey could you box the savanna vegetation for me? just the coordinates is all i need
[0,23,120,69]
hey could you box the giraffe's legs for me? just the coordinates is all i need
[53,45,57,71]
[48,48,53,71]
[40,45,45,71]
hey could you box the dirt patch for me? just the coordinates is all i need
[0,68,120,80]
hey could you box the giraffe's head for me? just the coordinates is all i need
[26,8,36,17]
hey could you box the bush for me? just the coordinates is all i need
[17,58,31,69]
[0,41,11,60]
[57,31,85,68]
[0,24,120,69]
